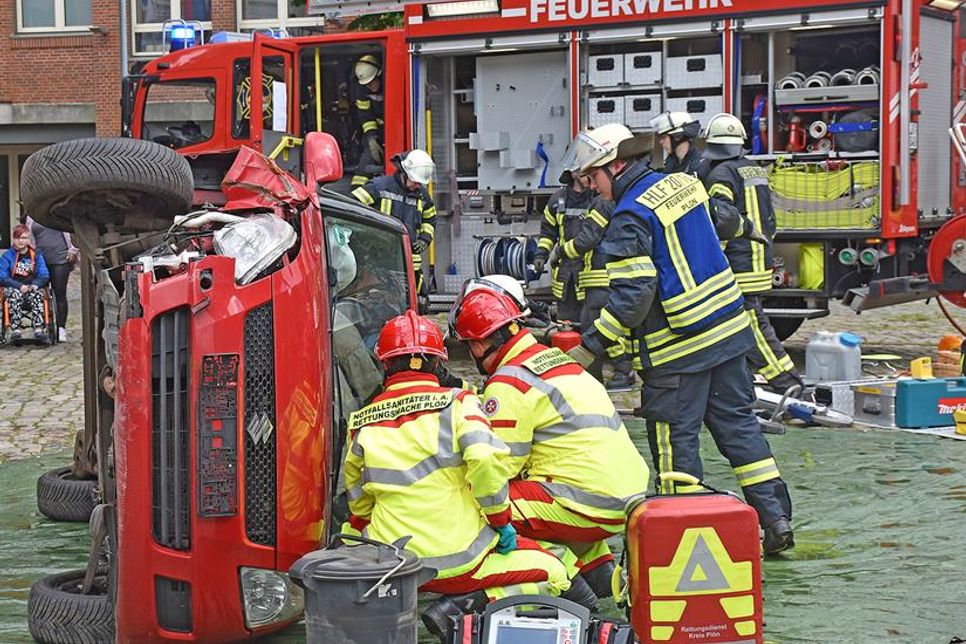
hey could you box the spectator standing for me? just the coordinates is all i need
[27,217,78,342]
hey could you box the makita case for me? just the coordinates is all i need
[626,493,763,644]
[896,377,966,428]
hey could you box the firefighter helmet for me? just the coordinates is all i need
[569,123,635,175]
[649,111,701,141]
[396,149,435,186]
[354,55,382,85]
[375,310,448,361]
[701,113,747,160]
[449,288,525,341]
[462,275,531,316]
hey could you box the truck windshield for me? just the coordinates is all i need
[141,78,216,149]
[326,215,410,413]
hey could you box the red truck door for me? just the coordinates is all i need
[249,33,301,162]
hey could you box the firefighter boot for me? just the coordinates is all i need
[560,573,599,611]
[763,517,795,556]
[580,560,616,599]
[421,590,488,641]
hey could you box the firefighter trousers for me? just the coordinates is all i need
[508,480,620,574]
[642,353,793,527]
[420,537,571,601]
[557,277,583,325]
[743,294,797,385]
[581,287,633,382]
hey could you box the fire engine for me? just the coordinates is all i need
[126,0,966,339]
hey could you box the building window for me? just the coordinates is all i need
[132,0,213,57]
[17,0,92,32]
[237,0,324,35]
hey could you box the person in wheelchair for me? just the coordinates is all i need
[1,225,50,342]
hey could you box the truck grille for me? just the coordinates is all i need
[152,308,191,550]
[244,303,276,546]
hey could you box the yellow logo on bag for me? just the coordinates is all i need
[648,527,752,596]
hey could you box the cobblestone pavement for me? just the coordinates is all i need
[1,271,963,462]
[0,272,83,462]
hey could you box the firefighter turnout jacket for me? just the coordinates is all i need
[353,83,384,144]
[352,174,437,272]
[343,372,512,579]
[663,147,710,182]
[480,332,649,523]
[582,160,753,375]
[706,157,777,294]
[536,185,593,301]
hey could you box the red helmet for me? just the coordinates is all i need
[375,310,448,361]
[450,288,525,341]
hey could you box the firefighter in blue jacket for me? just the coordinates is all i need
[563,123,794,555]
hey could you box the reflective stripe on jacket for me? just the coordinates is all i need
[352,174,437,270]
[481,332,649,522]
[343,372,510,578]
[706,158,776,294]
[537,186,593,300]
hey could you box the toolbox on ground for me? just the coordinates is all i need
[814,378,893,416]
[626,488,763,643]
[851,381,897,427]
[896,377,966,428]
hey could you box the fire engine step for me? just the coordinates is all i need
[843,276,937,312]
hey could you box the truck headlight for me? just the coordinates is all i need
[239,567,304,629]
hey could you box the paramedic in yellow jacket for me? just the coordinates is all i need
[449,286,650,601]
[342,310,574,639]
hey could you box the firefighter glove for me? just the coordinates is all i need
[532,256,546,274]
[412,238,429,255]
[567,344,597,369]
[368,137,384,164]
[548,245,563,269]
[495,523,517,554]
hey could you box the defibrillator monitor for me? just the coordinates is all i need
[481,596,589,644]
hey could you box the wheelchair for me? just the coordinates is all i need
[0,285,58,346]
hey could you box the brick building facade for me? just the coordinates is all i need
[0,0,327,246]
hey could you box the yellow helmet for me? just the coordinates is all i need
[354,55,382,85]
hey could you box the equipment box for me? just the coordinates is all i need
[896,378,966,428]
[666,54,722,89]
[626,493,763,644]
[624,51,662,85]
[852,382,897,427]
[588,54,624,87]
[666,95,723,127]
[588,96,624,128]
[624,94,662,129]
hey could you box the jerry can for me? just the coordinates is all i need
[625,474,763,643]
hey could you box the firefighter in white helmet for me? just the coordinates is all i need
[701,113,803,394]
[564,122,795,555]
[350,54,385,188]
[649,111,709,180]
[352,149,437,310]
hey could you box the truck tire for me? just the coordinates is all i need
[37,467,97,522]
[20,138,193,234]
[27,569,113,644]
[770,317,805,342]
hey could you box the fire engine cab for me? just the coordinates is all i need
[126,0,966,337]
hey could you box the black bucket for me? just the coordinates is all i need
[289,534,436,644]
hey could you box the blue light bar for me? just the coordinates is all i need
[162,19,205,53]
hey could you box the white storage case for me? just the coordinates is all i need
[588,54,623,87]
[623,51,662,86]
[588,96,624,128]
[666,95,723,126]
[666,54,723,89]
[624,94,662,129]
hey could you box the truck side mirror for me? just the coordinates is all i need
[304,131,343,187]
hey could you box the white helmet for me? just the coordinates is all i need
[568,123,635,175]
[701,113,747,160]
[398,149,435,186]
[464,275,531,316]
[649,111,700,139]
[354,55,381,85]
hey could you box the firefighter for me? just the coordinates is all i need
[533,169,593,323]
[650,111,710,181]
[350,54,385,188]
[702,113,803,394]
[564,122,794,555]
[449,286,650,597]
[352,149,437,308]
[343,311,588,639]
